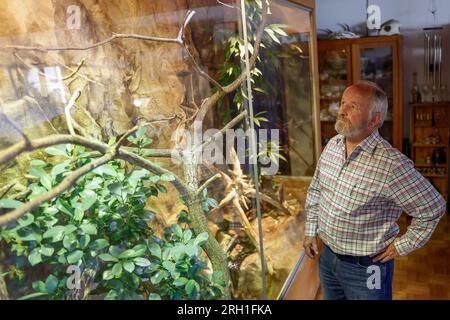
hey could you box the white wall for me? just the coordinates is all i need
[316,0,450,140]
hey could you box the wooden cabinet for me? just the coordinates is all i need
[410,102,449,203]
[317,36,403,151]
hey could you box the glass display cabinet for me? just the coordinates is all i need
[0,0,320,300]
[318,36,403,151]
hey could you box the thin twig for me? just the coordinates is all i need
[14,52,86,81]
[196,173,221,196]
[0,183,15,200]
[217,0,241,10]
[65,89,82,135]
[199,110,247,151]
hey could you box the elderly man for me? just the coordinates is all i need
[304,81,446,300]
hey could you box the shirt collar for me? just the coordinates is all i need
[335,129,380,154]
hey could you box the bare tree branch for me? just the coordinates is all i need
[196,173,221,196]
[65,90,82,135]
[199,110,247,151]
[217,0,241,10]
[14,52,86,81]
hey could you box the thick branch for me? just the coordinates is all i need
[0,152,115,226]
[0,135,109,166]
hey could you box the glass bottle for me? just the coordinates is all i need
[411,72,422,103]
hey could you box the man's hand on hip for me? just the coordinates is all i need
[372,241,400,263]
[303,236,319,259]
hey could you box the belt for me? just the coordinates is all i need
[324,243,380,267]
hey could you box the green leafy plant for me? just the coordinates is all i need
[0,129,223,300]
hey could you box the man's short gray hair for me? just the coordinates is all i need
[355,80,388,128]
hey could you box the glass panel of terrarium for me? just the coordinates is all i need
[0,0,246,301]
[244,0,319,300]
[359,47,394,145]
[318,47,350,148]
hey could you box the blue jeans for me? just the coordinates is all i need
[319,244,394,300]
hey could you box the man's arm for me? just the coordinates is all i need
[388,157,446,256]
[304,161,322,237]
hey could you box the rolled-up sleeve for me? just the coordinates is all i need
[389,157,446,256]
[305,161,322,237]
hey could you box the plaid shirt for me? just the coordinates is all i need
[305,129,446,256]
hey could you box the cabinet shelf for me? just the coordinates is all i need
[413,144,448,148]
[422,174,448,178]
[415,164,447,167]
[410,102,450,202]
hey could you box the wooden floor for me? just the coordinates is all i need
[316,213,450,300]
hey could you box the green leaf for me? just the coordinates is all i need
[148,243,161,259]
[148,293,161,300]
[173,277,188,287]
[118,249,135,259]
[51,163,67,177]
[81,190,97,211]
[185,280,199,295]
[67,250,83,264]
[56,199,73,217]
[112,263,123,277]
[17,213,34,227]
[40,175,53,191]
[123,261,135,273]
[109,246,123,257]
[183,229,193,242]
[107,182,122,195]
[28,249,42,266]
[0,199,23,209]
[135,127,147,139]
[29,167,47,179]
[64,224,77,235]
[133,257,151,267]
[32,280,47,293]
[80,234,91,249]
[156,184,167,193]
[43,226,65,240]
[91,239,109,250]
[30,160,48,167]
[162,261,175,272]
[150,271,164,285]
[131,244,147,257]
[172,225,183,238]
[102,269,114,280]
[96,165,118,177]
[45,275,58,294]
[80,223,97,235]
[40,245,54,257]
[44,145,68,156]
[194,232,209,246]
[99,253,119,262]
[74,208,84,222]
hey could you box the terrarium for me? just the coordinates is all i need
[0,0,320,300]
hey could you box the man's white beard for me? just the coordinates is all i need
[335,118,368,139]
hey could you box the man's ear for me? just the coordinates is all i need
[369,112,381,130]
